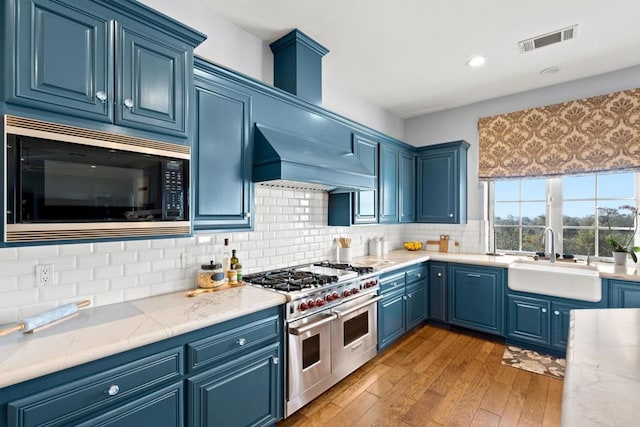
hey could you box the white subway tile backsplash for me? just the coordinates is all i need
[0,307,19,324]
[1,185,485,313]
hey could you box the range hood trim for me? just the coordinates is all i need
[252,124,376,193]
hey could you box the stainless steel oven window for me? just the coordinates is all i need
[302,334,321,369]
[343,311,369,346]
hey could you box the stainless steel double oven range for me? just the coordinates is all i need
[244,262,381,417]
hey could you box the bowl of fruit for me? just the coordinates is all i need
[403,241,423,251]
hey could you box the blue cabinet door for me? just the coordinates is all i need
[193,72,253,230]
[12,0,113,121]
[550,301,592,350]
[353,134,378,224]
[116,19,188,136]
[429,262,447,322]
[399,150,416,223]
[507,295,549,346]
[188,343,281,427]
[378,288,405,350]
[449,264,505,336]
[379,145,399,223]
[609,280,640,308]
[406,281,427,331]
[417,141,469,224]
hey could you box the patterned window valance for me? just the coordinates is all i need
[478,88,640,180]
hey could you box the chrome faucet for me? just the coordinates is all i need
[542,227,556,263]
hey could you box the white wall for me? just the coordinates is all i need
[139,0,404,140]
[405,65,640,221]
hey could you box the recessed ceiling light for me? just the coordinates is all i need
[466,56,486,67]
[540,66,561,75]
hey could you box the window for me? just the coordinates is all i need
[491,172,638,258]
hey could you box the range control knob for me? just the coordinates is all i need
[343,289,352,297]
[325,293,334,302]
[351,288,360,295]
[332,292,340,300]
[307,299,316,308]
[299,302,308,311]
[315,298,325,307]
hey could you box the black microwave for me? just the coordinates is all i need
[4,116,190,243]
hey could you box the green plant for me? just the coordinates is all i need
[599,205,640,262]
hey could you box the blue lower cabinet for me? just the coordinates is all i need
[378,264,427,351]
[75,383,184,427]
[609,279,640,308]
[507,295,550,346]
[428,262,447,322]
[406,281,427,330]
[448,264,505,336]
[378,288,406,350]
[188,343,281,427]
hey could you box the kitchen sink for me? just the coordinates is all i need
[507,260,602,302]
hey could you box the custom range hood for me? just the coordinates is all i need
[253,124,375,193]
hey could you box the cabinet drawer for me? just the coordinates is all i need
[380,272,406,294]
[187,313,280,372]
[405,265,426,285]
[8,347,183,427]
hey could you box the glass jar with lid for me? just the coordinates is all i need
[197,261,226,288]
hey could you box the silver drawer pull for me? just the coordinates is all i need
[272,357,279,365]
[96,91,107,102]
[237,338,246,346]
[467,273,482,278]
[437,273,442,277]
[449,213,454,218]
[123,98,134,109]
[416,273,422,278]
[554,310,560,316]
[107,385,120,396]
[541,308,547,313]
[403,295,407,300]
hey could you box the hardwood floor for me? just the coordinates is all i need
[278,325,563,427]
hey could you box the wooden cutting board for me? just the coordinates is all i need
[426,235,450,253]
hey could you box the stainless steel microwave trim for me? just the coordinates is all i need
[5,222,191,243]
[4,115,190,159]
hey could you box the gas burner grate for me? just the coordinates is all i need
[243,269,338,290]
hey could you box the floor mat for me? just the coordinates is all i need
[501,345,565,379]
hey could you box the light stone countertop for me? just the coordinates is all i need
[2,249,640,391]
[561,308,640,426]
[0,285,286,389]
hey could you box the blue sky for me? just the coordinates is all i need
[495,172,635,219]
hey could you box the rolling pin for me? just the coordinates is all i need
[0,300,91,337]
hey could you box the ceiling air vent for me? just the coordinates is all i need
[519,25,578,53]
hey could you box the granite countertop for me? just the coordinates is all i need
[0,285,287,389]
[561,308,640,426]
[3,249,640,391]
[363,249,640,282]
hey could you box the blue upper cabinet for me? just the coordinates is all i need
[417,141,469,224]
[193,60,253,231]
[6,0,205,138]
[11,0,113,120]
[399,149,416,223]
[379,144,399,223]
[353,134,379,224]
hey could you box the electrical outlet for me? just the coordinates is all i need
[181,253,193,269]
[36,264,54,286]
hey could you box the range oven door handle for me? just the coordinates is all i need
[288,313,338,336]
[332,295,384,319]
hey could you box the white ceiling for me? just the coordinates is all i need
[197,0,640,118]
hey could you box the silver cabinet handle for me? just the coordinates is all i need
[416,273,422,278]
[541,308,547,313]
[107,385,120,396]
[243,212,251,218]
[272,357,279,365]
[403,295,407,300]
[237,338,246,346]
[554,310,560,316]
[449,213,454,218]
[467,273,482,278]
[123,98,134,108]
[333,295,384,318]
[96,91,107,102]
[437,272,442,277]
